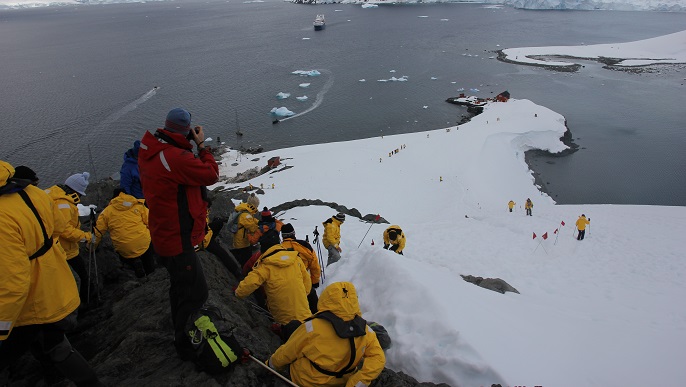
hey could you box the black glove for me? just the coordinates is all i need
[383,244,389,249]
[588,218,591,221]
[312,282,319,289]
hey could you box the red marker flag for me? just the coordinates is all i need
[561,220,565,226]
[371,239,375,245]
[533,232,537,240]
[542,232,548,240]
[374,214,381,221]
[554,228,558,234]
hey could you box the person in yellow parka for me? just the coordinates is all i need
[323,212,345,266]
[94,188,155,278]
[229,202,260,267]
[382,225,406,255]
[45,172,94,301]
[234,229,311,339]
[575,214,591,241]
[281,223,321,314]
[267,281,385,387]
[508,200,515,212]
[197,204,243,279]
[524,198,533,216]
[0,160,100,385]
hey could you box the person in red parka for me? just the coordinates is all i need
[138,107,219,361]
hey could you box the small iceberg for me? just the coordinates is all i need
[359,79,366,82]
[470,88,480,92]
[430,77,438,80]
[292,70,321,76]
[361,3,378,8]
[302,38,310,40]
[417,15,428,18]
[276,92,291,100]
[389,70,396,73]
[299,83,311,88]
[270,107,295,117]
[423,106,429,109]
[456,87,465,92]
[296,96,308,101]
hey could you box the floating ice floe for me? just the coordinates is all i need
[335,9,342,11]
[276,92,291,100]
[377,76,408,82]
[302,38,310,40]
[451,81,457,84]
[299,83,311,88]
[389,70,396,73]
[270,107,295,117]
[470,88,480,92]
[361,3,378,8]
[431,77,438,80]
[440,19,449,21]
[456,87,465,91]
[423,106,429,109]
[205,137,213,142]
[359,79,366,82]
[418,15,428,18]
[296,96,308,101]
[292,70,321,76]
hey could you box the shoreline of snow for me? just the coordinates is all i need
[499,29,686,70]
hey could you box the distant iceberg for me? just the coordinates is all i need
[296,96,308,101]
[299,83,311,88]
[377,76,408,82]
[276,92,291,100]
[270,107,295,117]
[292,70,321,76]
[361,3,378,8]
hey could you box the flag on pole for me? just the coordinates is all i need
[371,239,375,245]
[542,232,548,240]
[375,214,381,221]
[533,232,537,239]
[554,228,558,234]
[561,220,565,226]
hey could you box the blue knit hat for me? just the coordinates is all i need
[65,172,90,196]
[164,108,191,134]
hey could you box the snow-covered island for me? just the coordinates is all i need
[499,29,686,71]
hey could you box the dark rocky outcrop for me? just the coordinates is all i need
[460,275,520,295]
[1,179,445,387]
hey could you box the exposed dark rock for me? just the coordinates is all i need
[461,275,520,295]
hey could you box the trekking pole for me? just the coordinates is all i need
[357,214,381,248]
[313,226,325,282]
[247,355,300,387]
[87,208,101,305]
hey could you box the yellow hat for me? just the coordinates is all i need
[0,160,15,188]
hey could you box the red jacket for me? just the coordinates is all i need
[138,129,219,256]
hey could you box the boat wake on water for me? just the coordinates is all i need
[92,87,159,132]
[280,70,333,122]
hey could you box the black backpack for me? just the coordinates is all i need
[186,307,243,374]
[305,311,367,378]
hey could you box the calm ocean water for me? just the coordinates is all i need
[1,1,684,205]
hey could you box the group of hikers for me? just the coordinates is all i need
[1,107,404,387]
[508,199,591,240]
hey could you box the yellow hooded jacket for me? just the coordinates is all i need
[45,184,90,260]
[235,244,312,325]
[94,192,151,259]
[231,202,259,249]
[382,225,406,254]
[576,216,590,231]
[0,161,80,340]
[281,237,321,285]
[525,199,533,210]
[322,217,343,249]
[508,200,515,209]
[269,282,386,387]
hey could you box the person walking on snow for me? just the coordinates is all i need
[576,214,591,240]
[383,225,406,255]
[234,229,312,340]
[508,200,515,213]
[138,107,219,361]
[45,172,95,303]
[525,198,533,216]
[281,223,322,314]
[94,188,155,278]
[323,212,345,266]
[0,160,101,386]
[266,281,386,387]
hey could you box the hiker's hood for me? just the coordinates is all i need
[109,192,143,211]
[0,160,14,188]
[317,281,362,321]
[138,129,193,162]
[45,184,79,205]
[235,201,258,214]
[259,244,300,268]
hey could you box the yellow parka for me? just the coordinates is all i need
[45,185,90,260]
[508,200,515,209]
[0,161,80,340]
[231,202,259,249]
[199,212,213,250]
[322,217,343,249]
[269,282,386,387]
[382,225,406,254]
[525,199,533,210]
[576,216,590,231]
[235,244,312,325]
[281,237,321,285]
[94,192,150,259]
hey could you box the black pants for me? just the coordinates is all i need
[307,287,319,314]
[526,208,532,216]
[230,246,253,268]
[158,250,208,358]
[67,254,89,304]
[120,244,156,278]
[577,229,586,240]
[0,323,100,386]
[205,237,242,279]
